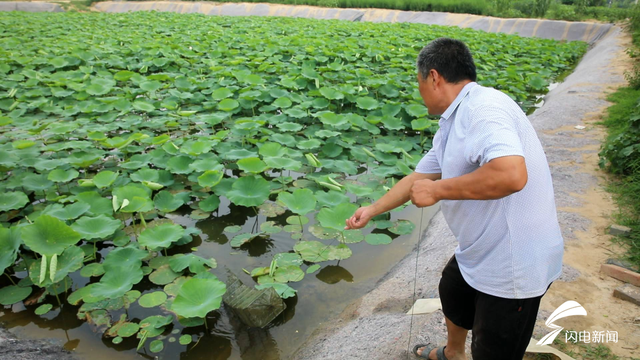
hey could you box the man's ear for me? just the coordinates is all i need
[429,69,439,88]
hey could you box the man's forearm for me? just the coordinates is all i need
[371,172,441,216]
[432,156,527,201]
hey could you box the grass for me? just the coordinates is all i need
[599,86,640,271]
[529,330,631,360]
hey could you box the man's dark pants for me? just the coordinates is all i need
[439,256,548,359]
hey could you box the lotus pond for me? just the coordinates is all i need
[0,11,586,359]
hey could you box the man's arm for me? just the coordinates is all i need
[410,155,527,208]
[345,171,441,230]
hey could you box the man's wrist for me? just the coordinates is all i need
[431,179,445,202]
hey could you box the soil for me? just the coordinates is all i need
[0,326,74,360]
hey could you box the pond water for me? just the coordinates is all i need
[0,195,439,360]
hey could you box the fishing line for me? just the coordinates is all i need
[407,206,425,359]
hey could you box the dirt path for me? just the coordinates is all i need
[292,26,640,360]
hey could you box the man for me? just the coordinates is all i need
[345,38,564,360]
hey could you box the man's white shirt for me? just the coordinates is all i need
[416,82,564,299]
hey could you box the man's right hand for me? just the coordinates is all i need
[344,205,377,230]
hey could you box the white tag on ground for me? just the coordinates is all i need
[525,338,576,360]
[406,298,442,315]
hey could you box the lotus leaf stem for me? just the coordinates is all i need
[4,272,16,286]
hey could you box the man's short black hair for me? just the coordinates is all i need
[417,38,477,83]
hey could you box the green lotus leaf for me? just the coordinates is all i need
[189,158,222,173]
[67,151,102,168]
[264,157,302,171]
[258,142,286,157]
[0,227,21,274]
[22,215,81,257]
[112,184,153,211]
[0,192,29,212]
[199,195,221,212]
[277,188,316,216]
[180,140,212,156]
[258,201,286,217]
[389,220,415,235]
[169,254,216,274]
[218,98,239,112]
[341,229,364,244]
[314,190,350,208]
[224,225,242,233]
[139,315,172,338]
[171,277,226,319]
[273,97,292,108]
[138,223,185,250]
[149,264,182,285]
[47,169,79,183]
[273,265,304,283]
[277,122,303,132]
[22,173,53,192]
[138,291,167,308]
[117,323,140,338]
[230,232,265,248]
[89,268,143,301]
[102,246,147,271]
[29,245,84,286]
[405,103,429,118]
[197,170,224,187]
[293,240,331,262]
[306,264,321,274]
[316,203,358,232]
[114,70,136,81]
[327,243,352,260]
[356,97,379,110]
[140,80,162,92]
[80,263,105,278]
[287,215,309,225]
[273,252,303,267]
[0,285,32,305]
[318,112,348,128]
[315,130,341,138]
[12,140,36,149]
[365,233,393,245]
[93,171,118,189]
[132,100,155,112]
[167,155,194,175]
[297,139,322,150]
[211,87,234,100]
[43,202,90,221]
[255,283,297,299]
[308,224,340,240]
[284,107,307,118]
[528,76,547,90]
[35,303,53,315]
[130,168,159,183]
[71,215,121,240]
[85,80,113,96]
[319,87,344,100]
[237,157,268,174]
[152,191,183,213]
[227,176,271,208]
[411,118,432,131]
[381,116,404,130]
[150,340,164,353]
[179,335,192,345]
[257,221,280,234]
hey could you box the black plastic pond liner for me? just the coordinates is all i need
[223,269,286,328]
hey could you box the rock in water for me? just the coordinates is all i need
[222,270,286,328]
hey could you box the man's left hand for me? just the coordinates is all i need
[410,179,439,207]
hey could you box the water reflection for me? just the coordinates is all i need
[315,265,354,285]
